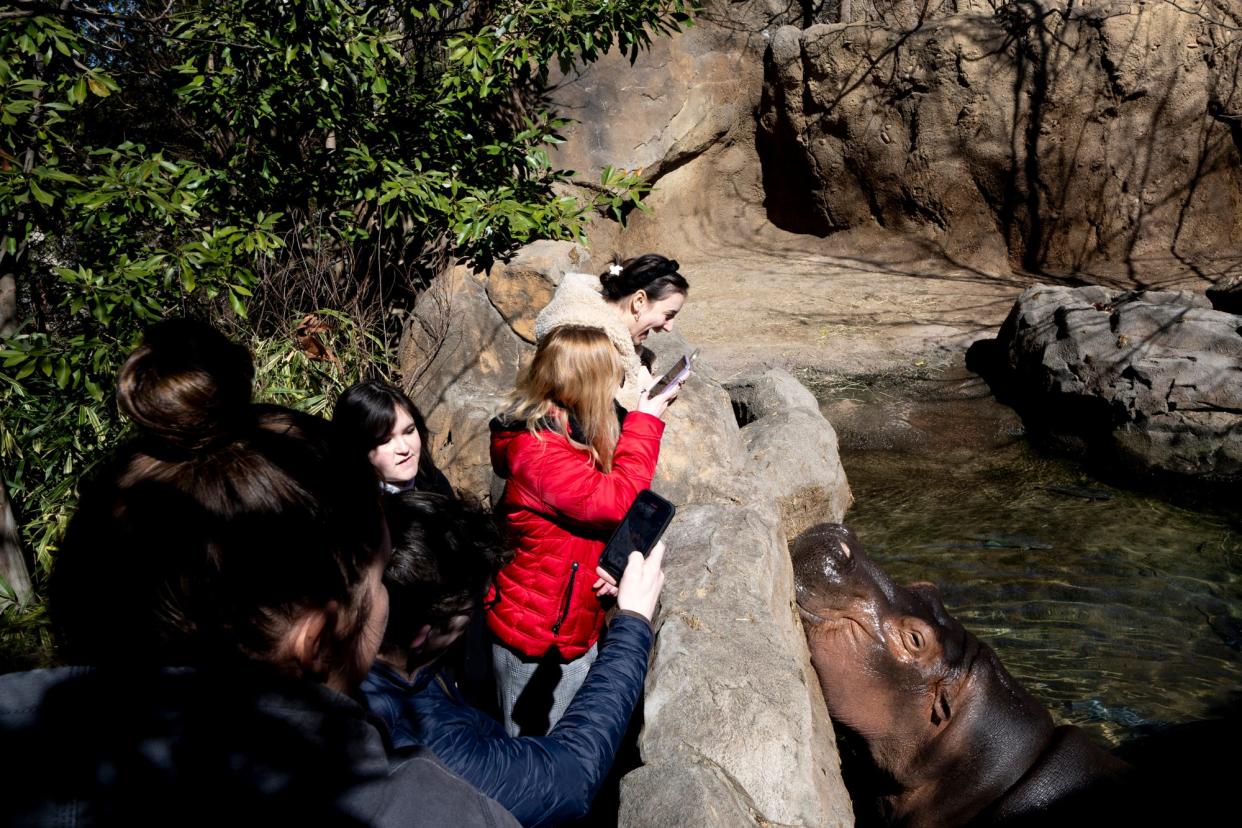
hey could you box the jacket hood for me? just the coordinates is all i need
[488,419,524,481]
[490,403,627,480]
[489,412,579,481]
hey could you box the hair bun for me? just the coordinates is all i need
[117,319,255,452]
[597,252,688,301]
[600,261,624,284]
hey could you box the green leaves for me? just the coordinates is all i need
[0,0,700,575]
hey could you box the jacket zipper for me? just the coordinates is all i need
[551,562,579,635]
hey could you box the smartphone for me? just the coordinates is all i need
[597,490,677,582]
[648,349,699,397]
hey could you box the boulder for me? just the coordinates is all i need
[618,758,759,828]
[400,240,854,826]
[637,502,852,827]
[485,241,588,343]
[725,369,854,541]
[993,283,1242,478]
[1,480,31,610]
[758,1,1242,274]
[644,331,752,507]
[399,265,532,498]
[1206,272,1242,316]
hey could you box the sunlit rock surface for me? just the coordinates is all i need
[995,283,1242,479]
[759,1,1242,274]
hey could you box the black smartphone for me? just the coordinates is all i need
[597,490,676,582]
[648,350,698,397]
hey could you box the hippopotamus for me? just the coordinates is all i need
[792,524,1128,827]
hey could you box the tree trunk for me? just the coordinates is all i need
[0,274,16,337]
[0,479,32,608]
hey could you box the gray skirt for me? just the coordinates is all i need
[492,641,600,737]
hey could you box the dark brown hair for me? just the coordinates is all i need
[50,320,386,676]
[332,379,442,485]
[378,491,506,659]
[598,253,689,302]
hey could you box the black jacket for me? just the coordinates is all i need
[0,663,518,827]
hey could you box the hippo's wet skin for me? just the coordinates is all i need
[792,524,1127,827]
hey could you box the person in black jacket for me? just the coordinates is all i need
[0,320,516,827]
[361,491,665,827]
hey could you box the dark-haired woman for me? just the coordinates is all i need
[0,320,516,827]
[535,253,689,406]
[334,379,454,497]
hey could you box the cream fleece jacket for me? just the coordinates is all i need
[534,272,653,408]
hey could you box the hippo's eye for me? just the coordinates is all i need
[907,630,924,650]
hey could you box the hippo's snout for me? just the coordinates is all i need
[792,523,859,586]
[791,523,869,623]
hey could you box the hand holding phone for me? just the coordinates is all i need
[615,541,666,622]
[596,490,676,583]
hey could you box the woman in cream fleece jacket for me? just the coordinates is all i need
[533,254,689,407]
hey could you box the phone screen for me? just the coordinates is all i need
[598,490,676,581]
[649,350,698,397]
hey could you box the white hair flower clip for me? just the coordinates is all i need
[608,263,623,276]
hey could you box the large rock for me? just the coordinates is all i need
[400,265,532,498]
[993,283,1242,478]
[644,331,752,507]
[726,369,854,541]
[618,759,759,828]
[400,240,854,826]
[544,1,801,266]
[759,1,1242,273]
[640,503,852,827]
[1,480,31,610]
[484,241,587,342]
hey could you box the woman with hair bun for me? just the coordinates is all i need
[0,319,516,827]
[534,253,689,405]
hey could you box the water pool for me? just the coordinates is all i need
[808,367,1242,746]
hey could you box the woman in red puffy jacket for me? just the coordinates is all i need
[487,324,683,736]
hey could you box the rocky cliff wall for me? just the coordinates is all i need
[759,0,1242,275]
[543,1,800,266]
[400,241,854,826]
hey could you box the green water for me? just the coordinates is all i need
[810,369,1242,747]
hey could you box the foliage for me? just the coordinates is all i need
[0,0,700,585]
[243,310,393,418]
[0,590,53,673]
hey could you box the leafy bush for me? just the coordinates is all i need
[0,0,700,594]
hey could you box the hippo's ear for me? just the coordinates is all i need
[929,687,953,728]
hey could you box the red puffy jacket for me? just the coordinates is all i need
[487,410,664,658]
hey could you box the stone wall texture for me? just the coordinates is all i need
[400,241,855,826]
[758,0,1242,274]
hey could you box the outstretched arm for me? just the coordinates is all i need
[413,547,665,826]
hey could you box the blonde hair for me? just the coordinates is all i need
[502,325,623,471]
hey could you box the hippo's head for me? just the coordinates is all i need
[792,524,1056,823]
